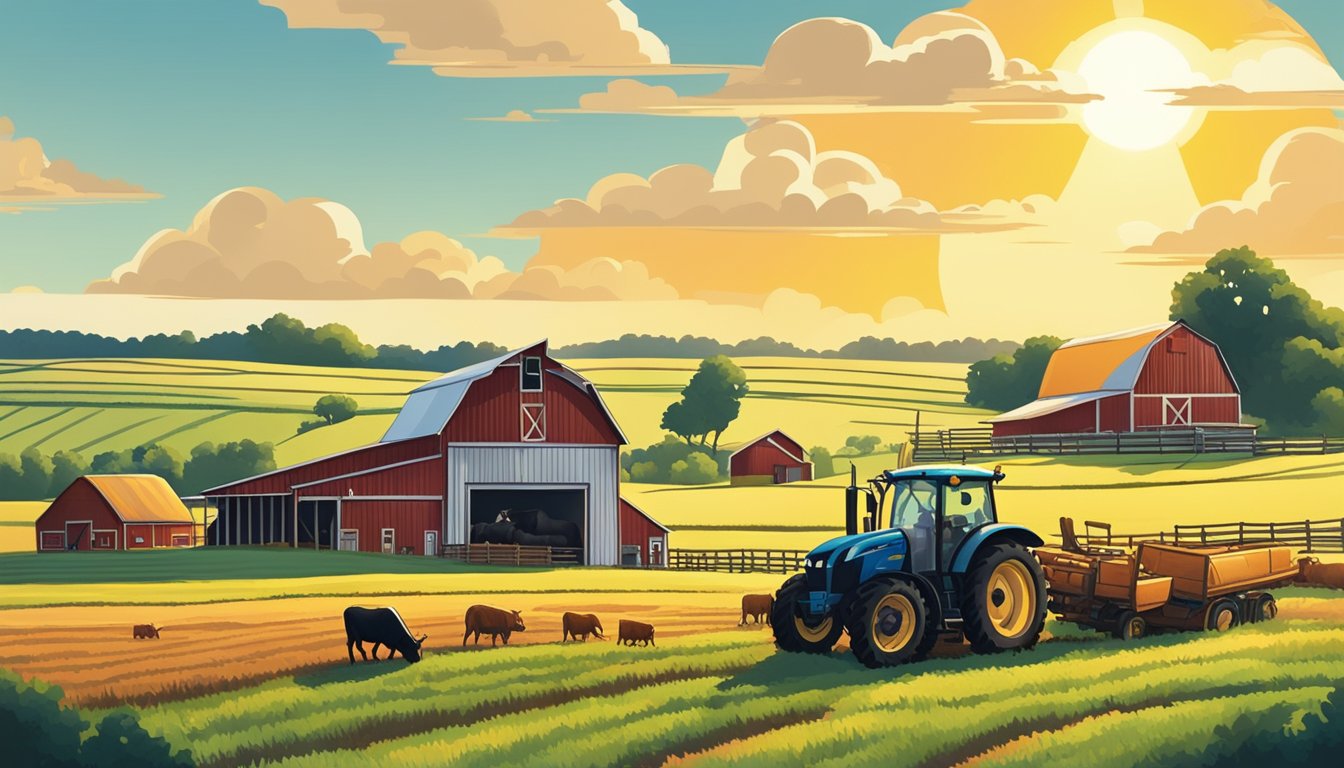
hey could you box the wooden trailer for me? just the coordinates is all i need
[1036,518,1297,639]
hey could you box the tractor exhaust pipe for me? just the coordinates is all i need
[845,463,859,536]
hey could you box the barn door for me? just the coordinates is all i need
[773,465,786,484]
[1163,397,1191,426]
[423,530,437,556]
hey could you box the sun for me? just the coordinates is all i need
[1076,30,1201,152]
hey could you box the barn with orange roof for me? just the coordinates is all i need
[986,320,1246,438]
[36,475,197,551]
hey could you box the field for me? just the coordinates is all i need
[0,356,987,471]
[0,550,1339,767]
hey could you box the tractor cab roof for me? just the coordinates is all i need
[882,465,1003,482]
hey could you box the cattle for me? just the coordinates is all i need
[740,594,774,626]
[472,521,518,545]
[513,530,570,547]
[618,619,655,647]
[1297,557,1344,589]
[463,605,526,646]
[511,509,581,548]
[343,606,427,665]
[132,624,159,639]
[562,612,605,642]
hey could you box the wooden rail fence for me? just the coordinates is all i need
[913,426,1343,458]
[665,548,807,574]
[441,543,583,567]
[1065,517,1344,553]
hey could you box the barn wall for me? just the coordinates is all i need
[124,523,194,549]
[991,398,1109,437]
[1133,395,1242,428]
[1100,394,1131,432]
[207,435,440,495]
[35,480,120,551]
[440,364,622,445]
[445,445,620,566]
[338,500,441,554]
[619,499,667,566]
[730,440,808,478]
[296,457,446,498]
[1133,327,1237,395]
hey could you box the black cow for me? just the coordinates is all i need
[343,606,427,664]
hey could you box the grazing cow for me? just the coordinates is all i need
[740,594,774,626]
[132,624,159,639]
[618,619,655,647]
[562,612,605,642]
[513,530,570,547]
[343,606,427,665]
[463,605,526,646]
[1297,557,1344,589]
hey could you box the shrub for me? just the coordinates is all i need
[313,394,359,425]
[810,446,835,478]
[622,436,726,485]
[669,453,719,484]
[844,435,881,456]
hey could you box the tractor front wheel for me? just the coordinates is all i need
[771,574,842,654]
[960,542,1047,654]
[845,578,930,669]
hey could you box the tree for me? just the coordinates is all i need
[664,355,748,452]
[965,335,1064,411]
[1313,388,1344,434]
[659,400,701,446]
[313,394,359,425]
[810,446,835,478]
[844,435,881,456]
[48,450,90,497]
[181,440,276,495]
[17,448,52,500]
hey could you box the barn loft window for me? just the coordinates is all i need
[522,403,546,442]
[1166,335,1188,354]
[521,356,543,391]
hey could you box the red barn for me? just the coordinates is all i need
[201,341,632,565]
[618,498,670,567]
[987,321,1244,438]
[729,430,813,486]
[36,475,196,551]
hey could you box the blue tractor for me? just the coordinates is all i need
[771,464,1048,668]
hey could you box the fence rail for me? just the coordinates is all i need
[665,548,807,574]
[911,426,1343,458]
[441,543,583,567]
[1066,517,1344,553]
[1252,436,1344,456]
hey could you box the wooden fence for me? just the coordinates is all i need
[441,543,583,567]
[1067,517,1344,553]
[665,548,808,574]
[1251,436,1344,456]
[911,426,1343,458]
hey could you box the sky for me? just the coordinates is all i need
[1,0,1341,347]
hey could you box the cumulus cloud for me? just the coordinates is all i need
[1128,127,1344,255]
[85,186,674,301]
[1165,45,1344,108]
[559,14,1094,116]
[0,116,155,208]
[467,109,549,122]
[258,0,726,77]
[502,119,1039,234]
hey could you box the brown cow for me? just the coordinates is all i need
[740,594,774,626]
[1297,557,1344,589]
[562,612,605,642]
[618,619,655,647]
[132,624,159,639]
[463,605,526,646]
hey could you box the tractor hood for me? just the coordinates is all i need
[808,528,908,565]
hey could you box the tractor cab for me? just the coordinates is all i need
[856,465,1004,574]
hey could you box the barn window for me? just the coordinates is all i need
[522,403,546,442]
[1166,335,1188,354]
[521,356,543,392]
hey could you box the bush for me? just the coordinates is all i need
[82,711,194,768]
[844,435,881,456]
[965,335,1064,411]
[622,436,726,485]
[313,394,359,425]
[810,446,835,478]
[669,453,719,484]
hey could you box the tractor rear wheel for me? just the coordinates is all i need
[1205,598,1240,632]
[960,542,1047,654]
[845,578,929,669]
[771,574,842,654]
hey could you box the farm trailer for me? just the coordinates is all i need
[1036,519,1297,639]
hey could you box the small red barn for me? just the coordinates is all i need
[619,498,670,567]
[988,320,1244,437]
[36,475,196,552]
[729,430,813,486]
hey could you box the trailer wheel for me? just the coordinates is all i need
[846,578,929,669]
[1251,594,1278,623]
[1205,598,1240,632]
[771,574,842,654]
[960,542,1047,654]
[1112,611,1146,640]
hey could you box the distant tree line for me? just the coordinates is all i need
[0,315,1019,372]
[0,440,276,501]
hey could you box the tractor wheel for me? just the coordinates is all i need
[771,574,842,654]
[1205,598,1240,632]
[1112,611,1147,640]
[1251,594,1278,623]
[845,578,929,669]
[960,542,1047,654]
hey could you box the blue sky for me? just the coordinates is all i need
[0,0,1339,292]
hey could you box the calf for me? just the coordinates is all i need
[132,624,159,639]
[1297,557,1344,589]
[463,605,526,646]
[740,594,774,626]
[343,606,426,664]
[618,619,655,647]
[562,612,605,642]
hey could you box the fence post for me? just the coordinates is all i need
[1306,520,1312,551]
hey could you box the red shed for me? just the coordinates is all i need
[36,475,196,551]
[201,341,633,565]
[729,430,813,486]
[988,321,1244,438]
[619,498,670,567]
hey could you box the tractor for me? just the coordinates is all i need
[771,464,1048,668]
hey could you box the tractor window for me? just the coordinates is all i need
[890,479,938,530]
[943,481,995,527]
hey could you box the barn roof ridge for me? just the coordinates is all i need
[1058,321,1176,350]
[728,429,807,463]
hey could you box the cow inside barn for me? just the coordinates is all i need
[343,606,426,664]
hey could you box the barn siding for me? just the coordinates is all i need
[206,435,440,495]
[445,445,620,566]
[619,499,668,566]
[295,456,446,498]
[35,480,121,551]
[439,365,622,445]
[992,398,1104,436]
[1133,395,1242,428]
[730,442,811,478]
[1099,393,1130,432]
[1133,326,1237,395]
[338,500,441,554]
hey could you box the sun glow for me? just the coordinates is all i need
[1076,30,1201,152]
